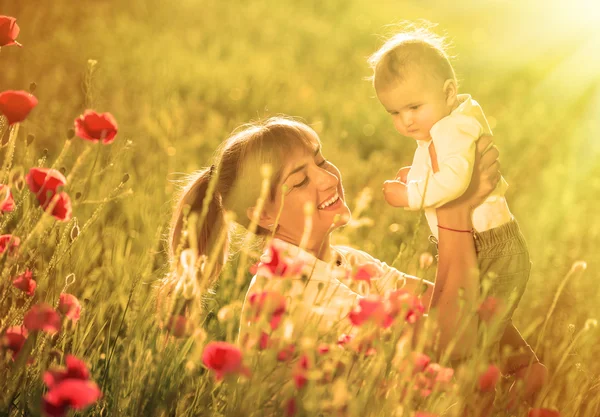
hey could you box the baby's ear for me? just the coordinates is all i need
[443,79,458,106]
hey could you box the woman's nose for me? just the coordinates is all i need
[314,167,338,190]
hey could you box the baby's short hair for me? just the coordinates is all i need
[368,23,457,91]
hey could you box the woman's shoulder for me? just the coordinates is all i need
[332,245,380,265]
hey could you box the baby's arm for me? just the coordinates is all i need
[406,115,482,209]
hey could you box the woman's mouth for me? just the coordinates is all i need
[317,191,342,210]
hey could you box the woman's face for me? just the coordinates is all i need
[262,133,351,248]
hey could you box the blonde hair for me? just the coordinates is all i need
[167,116,318,287]
[368,21,457,91]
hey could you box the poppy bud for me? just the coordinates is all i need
[26,134,34,146]
[66,128,75,140]
[29,82,37,93]
[121,173,130,184]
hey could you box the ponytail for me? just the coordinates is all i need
[168,166,228,285]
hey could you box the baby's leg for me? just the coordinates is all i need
[474,220,531,348]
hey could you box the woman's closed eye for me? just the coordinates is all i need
[293,176,309,188]
[292,160,328,188]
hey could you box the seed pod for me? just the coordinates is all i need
[29,82,37,93]
[70,222,80,241]
[75,192,82,200]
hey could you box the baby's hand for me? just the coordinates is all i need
[383,180,409,207]
[395,166,411,184]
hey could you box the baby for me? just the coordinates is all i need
[368,28,531,348]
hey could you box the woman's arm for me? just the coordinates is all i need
[427,134,501,360]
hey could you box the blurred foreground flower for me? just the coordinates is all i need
[202,341,250,380]
[246,290,287,330]
[0,234,20,255]
[0,16,22,47]
[2,325,28,360]
[74,110,118,144]
[352,262,381,287]
[0,90,37,124]
[0,184,15,212]
[477,296,503,323]
[42,355,102,417]
[293,354,310,389]
[58,293,82,323]
[24,303,61,334]
[44,355,90,387]
[478,364,501,392]
[251,240,304,278]
[12,269,36,296]
[166,314,188,338]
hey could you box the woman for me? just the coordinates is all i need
[166,116,545,399]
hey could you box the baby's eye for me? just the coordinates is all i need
[293,177,309,188]
[317,159,328,167]
[410,105,421,110]
[389,111,399,116]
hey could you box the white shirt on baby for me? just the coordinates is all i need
[405,94,512,238]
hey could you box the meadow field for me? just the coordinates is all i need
[0,0,599,415]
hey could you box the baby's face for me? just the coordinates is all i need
[376,72,453,141]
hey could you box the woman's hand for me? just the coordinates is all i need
[442,134,501,211]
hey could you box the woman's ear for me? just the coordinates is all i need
[443,79,458,106]
[246,206,274,231]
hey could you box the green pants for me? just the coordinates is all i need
[475,219,531,342]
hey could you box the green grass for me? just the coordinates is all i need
[0,0,599,415]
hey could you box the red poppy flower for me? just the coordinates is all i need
[25,167,67,207]
[0,90,37,125]
[337,333,353,347]
[74,110,118,144]
[58,293,81,323]
[0,16,22,47]
[12,269,36,296]
[386,289,425,324]
[44,192,72,222]
[0,234,20,255]
[411,352,431,374]
[277,343,295,362]
[292,354,310,389]
[165,314,188,338]
[348,297,390,327]
[42,379,102,417]
[477,296,504,323]
[528,409,561,417]
[44,355,90,388]
[202,341,249,380]
[253,241,304,278]
[2,326,28,360]
[24,303,61,334]
[246,290,286,330]
[352,263,381,287]
[285,398,296,417]
[317,343,330,355]
[478,364,501,392]
[0,184,15,212]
